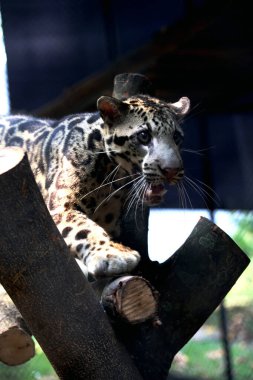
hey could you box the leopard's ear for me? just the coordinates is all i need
[97,96,129,126]
[169,97,190,116]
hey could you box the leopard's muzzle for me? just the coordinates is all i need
[144,167,184,206]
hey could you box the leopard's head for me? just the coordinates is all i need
[97,94,190,205]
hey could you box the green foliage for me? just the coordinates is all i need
[171,340,253,380]
[0,341,57,380]
[232,212,253,258]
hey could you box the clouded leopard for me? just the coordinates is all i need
[0,94,190,277]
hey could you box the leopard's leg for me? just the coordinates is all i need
[44,165,140,277]
[52,210,140,278]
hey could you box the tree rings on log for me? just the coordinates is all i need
[0,287,35,366]
[101,275,160,324]
[0,327,35,366]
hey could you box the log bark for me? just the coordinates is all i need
[114,217,250,379]
[0,286,35,365]
[0,147,142,380]
[0,146,250,380]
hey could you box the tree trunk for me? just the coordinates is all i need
[0,147,250,380]
[114,217,250,379]
[0,147,142,380]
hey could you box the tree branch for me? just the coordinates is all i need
[0,147,142,380]
[114,217,250,379]
[0,147,250,380]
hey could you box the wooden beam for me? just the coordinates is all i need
[33,1,232,118]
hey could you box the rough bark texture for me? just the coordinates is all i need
[0,147,142,380]
[0,147,250,380]
[115,217,250,379]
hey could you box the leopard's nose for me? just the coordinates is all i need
[160,167,184,183]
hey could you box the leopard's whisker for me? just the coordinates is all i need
[184,176,208,208]
[100,164,120,189]
[181,147,215,156]
[132,181,146,220]
[139,181,149,220]
[90,149,118,155]
[125,176,146,216]
[132,180,147,228]
[183,175,219,208]
[124,176,145,207]
[178,182,188,209]
[181,181,193,209]
[181,149,203,156]
[124,177,145,216]
[108,165,121,194]
[180,102,202,123]
[184,175,218,204]
[94,174,143,213]
[177,183,186,209]
[95,174,143,213]
[81,172,138,200]
[194,177,221,202]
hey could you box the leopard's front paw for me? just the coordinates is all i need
[86,241,140,277]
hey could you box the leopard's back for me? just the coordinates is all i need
[0,93,190,277]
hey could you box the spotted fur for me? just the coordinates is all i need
[0,94,190,277]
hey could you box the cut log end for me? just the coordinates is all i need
[101,276,160,324]
[0,286,34,366]
[0,327,35,366]
[0,147,25,175]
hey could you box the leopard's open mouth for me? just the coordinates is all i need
[144,183,167,206]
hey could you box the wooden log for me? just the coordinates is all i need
[0,286,35,365]
[0,145,250,380]
[0,147,142,380]
[101,276,160,324]
[113,217,250,380]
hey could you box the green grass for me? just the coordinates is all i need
[171,340,253,380]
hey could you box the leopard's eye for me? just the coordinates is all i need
[137,130,151,145]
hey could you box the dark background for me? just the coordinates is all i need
[1,0,253,209]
